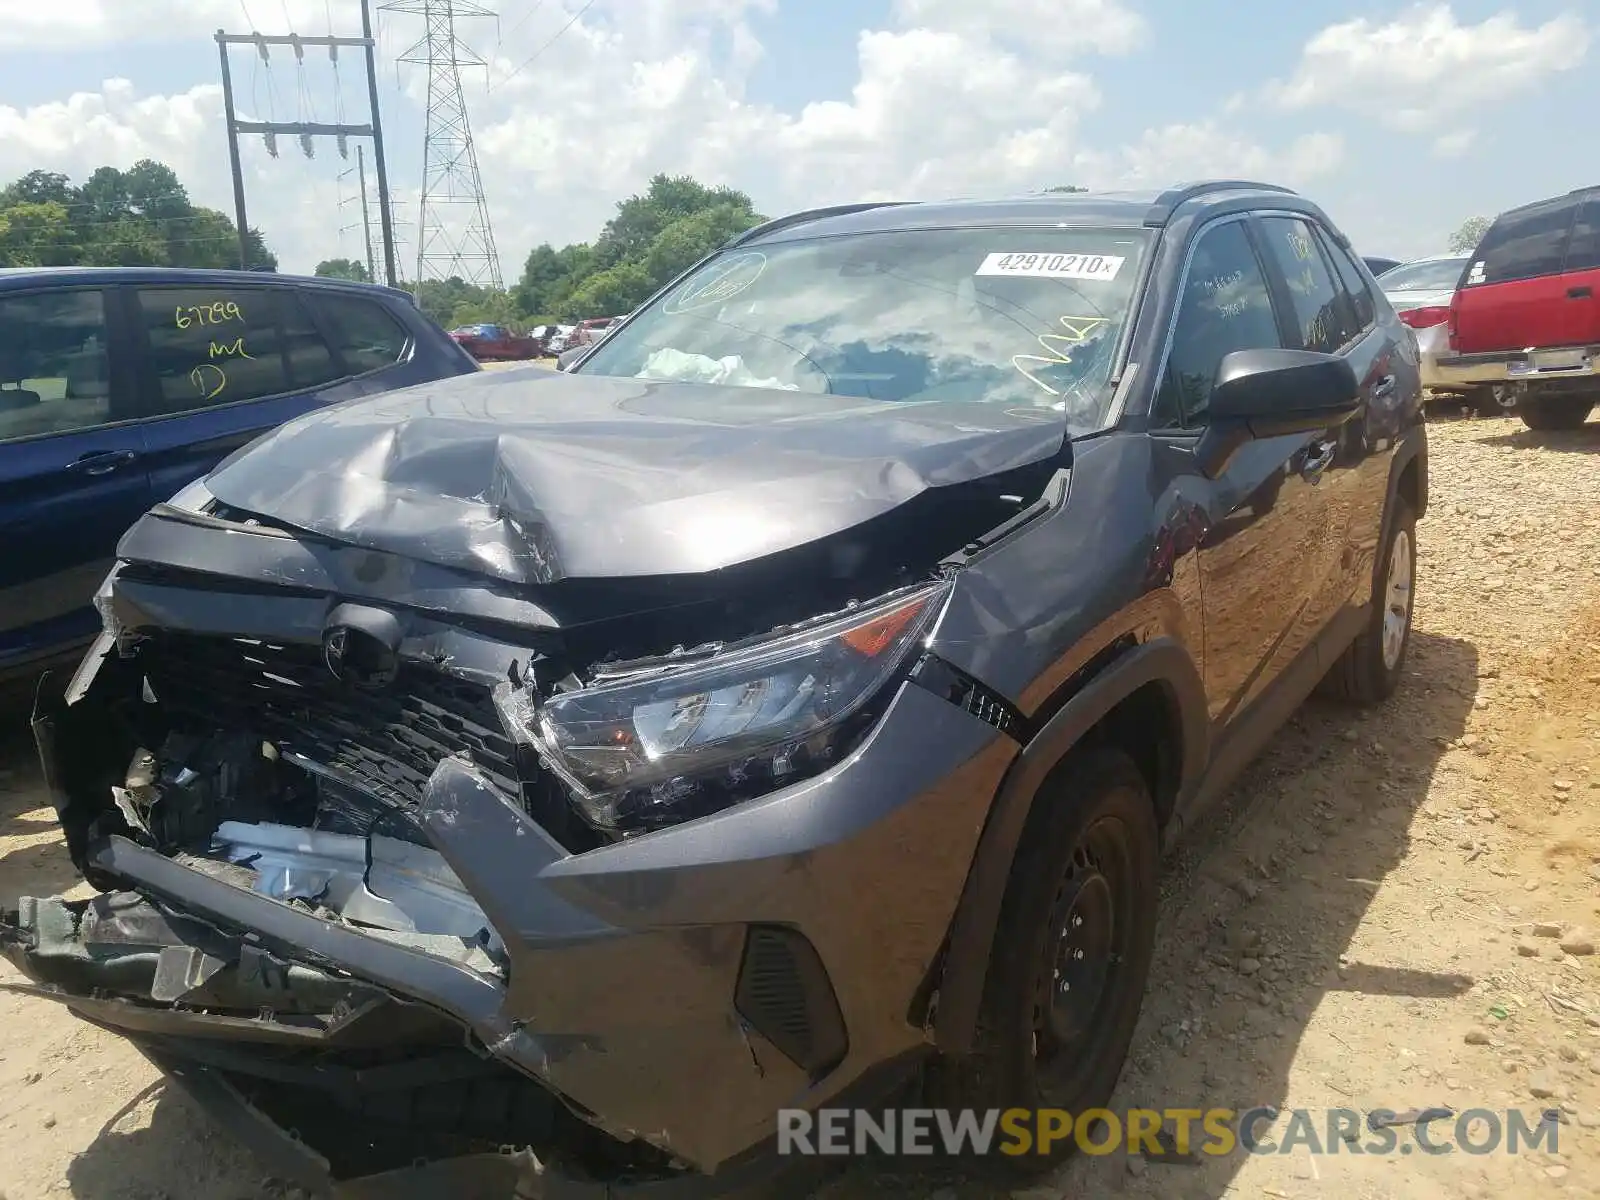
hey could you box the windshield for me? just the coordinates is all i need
[575,226,1153,435]
[1376,257,1469,293]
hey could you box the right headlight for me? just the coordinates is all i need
[497,581,949,833]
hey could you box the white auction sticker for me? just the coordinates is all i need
[975,252,1125,281]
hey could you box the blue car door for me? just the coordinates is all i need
[127,282,352,506]
[0,284,153,678]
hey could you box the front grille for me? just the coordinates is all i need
[141,632,520,805]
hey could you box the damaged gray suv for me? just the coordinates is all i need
[4,182,1427,1196]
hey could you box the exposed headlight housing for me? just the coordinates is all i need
[498,582,949,833]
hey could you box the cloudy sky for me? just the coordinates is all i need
[0,1,1589,280]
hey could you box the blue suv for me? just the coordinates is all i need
[0,267,478,694]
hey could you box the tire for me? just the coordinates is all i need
[930,747,1159,1171]
[1519,396,1594,431]
[1321,495,1416,704]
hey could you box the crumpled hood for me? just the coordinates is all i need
[201,367,1065,585]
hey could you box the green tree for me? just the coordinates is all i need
[0,170,75,208]
[512,173,763,322]
[562,261,654,320]
[80,217,167,266]
[1042,185,1088,193]
[0,201,80,266]
[448,289,522,328]
[315,257,372,282]
[0,161,278,271]
[643,202,759,285]
[1448,215,1491,255]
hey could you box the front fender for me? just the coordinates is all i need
[931,636,1206,1054]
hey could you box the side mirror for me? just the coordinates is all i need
[556,346,586,372]
[1194,348,1360,478]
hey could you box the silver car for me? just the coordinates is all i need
[1375,255,1506,411]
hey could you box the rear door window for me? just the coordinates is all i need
[304,291,411,375]
[0,289,115,443]
[1258,216,1355,353]
[1469,198,1577,285]
[1320,231,1376,331]
[135,286,341,416]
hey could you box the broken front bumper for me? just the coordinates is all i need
[7,622,1010,1192]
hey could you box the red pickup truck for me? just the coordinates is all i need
[1432,185,1600,430]
[447,323,544,362]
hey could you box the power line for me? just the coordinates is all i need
[492,0,595,91]
[499,0,545,43]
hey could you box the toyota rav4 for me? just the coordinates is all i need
[2,182,1426,1197]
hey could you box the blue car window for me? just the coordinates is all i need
[308,291,410,374]
[135,286,336,414]
[0,289,113,444]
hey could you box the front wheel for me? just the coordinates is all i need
[1321,496,1416,704]
[1519,395,1594,431]
[931,747,1159,1170]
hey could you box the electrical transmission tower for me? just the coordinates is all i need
[379,1,503,289]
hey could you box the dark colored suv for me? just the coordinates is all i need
[3,183,1425,1196]
[1434,185,1600,429]
[0,267,478,694]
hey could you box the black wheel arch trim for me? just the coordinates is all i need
[930,635,1207,1055]
[1387,425,1428,522]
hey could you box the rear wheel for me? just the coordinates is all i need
[1519,395,1595,431]
[932,747,1159,1171]
[1322,495,1416,705]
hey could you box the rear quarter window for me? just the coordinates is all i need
[1564,199,1600,273]
[306,291,411,374]
[1468,198,1577,286]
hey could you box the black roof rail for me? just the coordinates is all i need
[725,201,915,248]
[1143,180,1297,227]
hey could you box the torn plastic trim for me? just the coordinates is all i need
[940,464,1072,569]
[907,653,1031,744]
[83,833,551,1068]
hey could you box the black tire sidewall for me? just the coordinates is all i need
[965,748,1160,1131]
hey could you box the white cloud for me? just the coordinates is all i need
[1267,4,1590,132]
[0,2,334,48]
[1073,124,1347,192]
[0,1,1380,277]
[1432,129,1476,158]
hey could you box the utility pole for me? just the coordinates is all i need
[216,34,252,271]
[356,146,377,283]
[360,0,398,286]
[380,1,502,289]
[214,21,398,283]
[337,145,379,281]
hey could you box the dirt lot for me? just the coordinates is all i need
[2,412,1599,1200]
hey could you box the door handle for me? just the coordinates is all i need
[1372,374,1397,399]
[1299,439,1338,480]
[1569,285,1593,299]
[69,449,140,477]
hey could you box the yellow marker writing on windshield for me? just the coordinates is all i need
[1012,315,1112,395]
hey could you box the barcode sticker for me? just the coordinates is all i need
[975,252,1125,281]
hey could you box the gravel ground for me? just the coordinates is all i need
[2,410,1598,1200]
